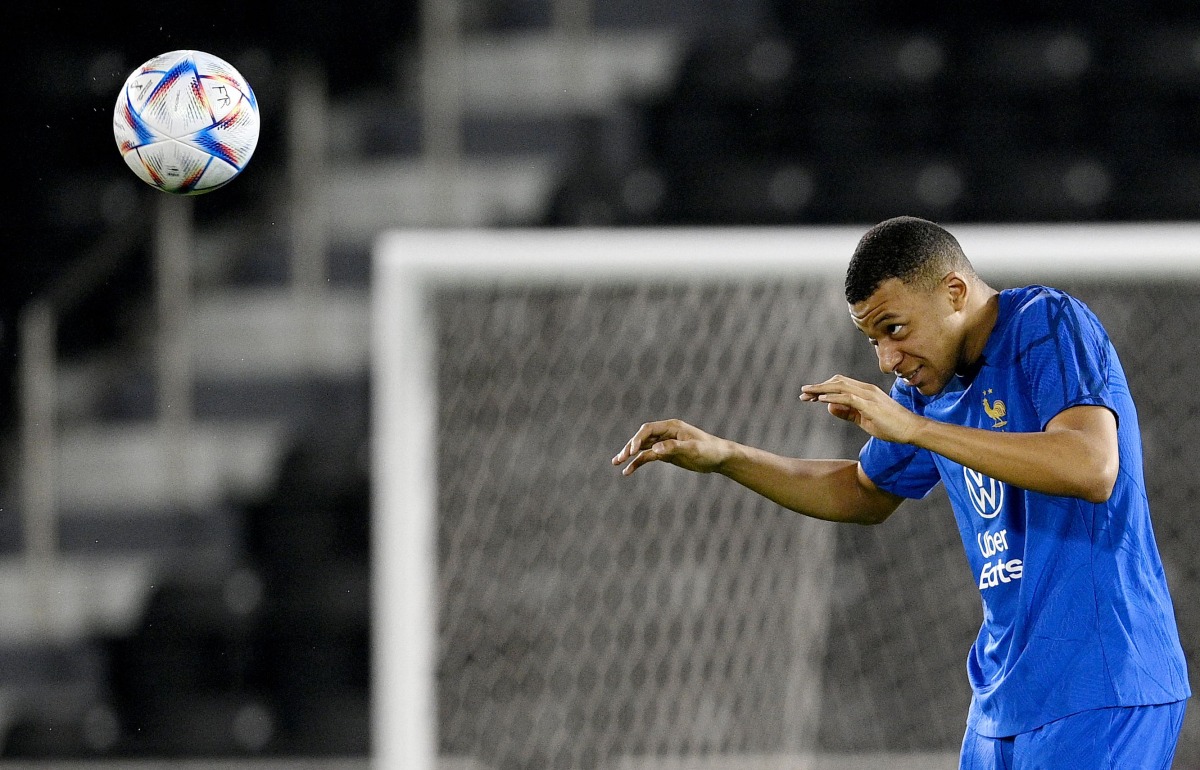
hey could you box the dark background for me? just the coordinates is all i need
[13,1,1200,429]
[6,0,1200,762]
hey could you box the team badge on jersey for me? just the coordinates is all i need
[982,389,1007,428]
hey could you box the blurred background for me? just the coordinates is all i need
[6,0,1200,766]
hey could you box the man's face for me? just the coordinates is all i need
[849,276,966,396]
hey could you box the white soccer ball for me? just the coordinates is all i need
[113,50,260,195]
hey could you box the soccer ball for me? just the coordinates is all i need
[113,50,260,194]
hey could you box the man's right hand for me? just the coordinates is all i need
[611,419,733,476]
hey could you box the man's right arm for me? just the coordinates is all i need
[612,418,903,525]
[720,444,902,524]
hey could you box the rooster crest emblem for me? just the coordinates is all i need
[982,389,1007,428]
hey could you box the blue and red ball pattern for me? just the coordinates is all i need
[113,50,260,195]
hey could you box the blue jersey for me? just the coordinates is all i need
[859,285,1190,737]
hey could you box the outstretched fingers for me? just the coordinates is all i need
[800,375,871,401]
[612,420,677,468]
[811,390,863,409]
[619,443,667,476]
[802,386,866,424]
[801,375,918,443]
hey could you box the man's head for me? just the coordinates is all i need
[845,216,973,305]
[845,217,993,396]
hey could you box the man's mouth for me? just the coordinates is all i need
[898,366,921,386]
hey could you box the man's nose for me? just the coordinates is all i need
[877,344,902,375]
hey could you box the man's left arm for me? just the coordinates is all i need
[801,376,1119,503]
[908,404,1117,503]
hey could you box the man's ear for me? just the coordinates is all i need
[942,272,969,311]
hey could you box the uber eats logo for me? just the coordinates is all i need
[963,467,1023,590]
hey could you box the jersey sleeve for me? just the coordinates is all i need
[858,382,941,499]
[1015,290,1117,430]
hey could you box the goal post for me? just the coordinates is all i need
[371,225,1200,770]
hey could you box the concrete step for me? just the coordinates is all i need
[328,155,559,233]
[0,504,241,561]
[55,289,369,424]
[189,289,369,379]
[58,421,286,513]
[435,31,681,116]
[0,558,154,644]
[59,368,368,425]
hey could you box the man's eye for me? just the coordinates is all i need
[886,324,903,336]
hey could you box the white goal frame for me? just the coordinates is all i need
[370,224,1200,770]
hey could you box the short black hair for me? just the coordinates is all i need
[844,216,974,304]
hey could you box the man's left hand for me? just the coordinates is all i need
[801,375,924,444]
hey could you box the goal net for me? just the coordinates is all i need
[372,226,1200,770]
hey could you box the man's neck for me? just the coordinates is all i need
[957,284,1001,374]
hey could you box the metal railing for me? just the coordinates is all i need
[19,194,194,566]
[18,197,190,636]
